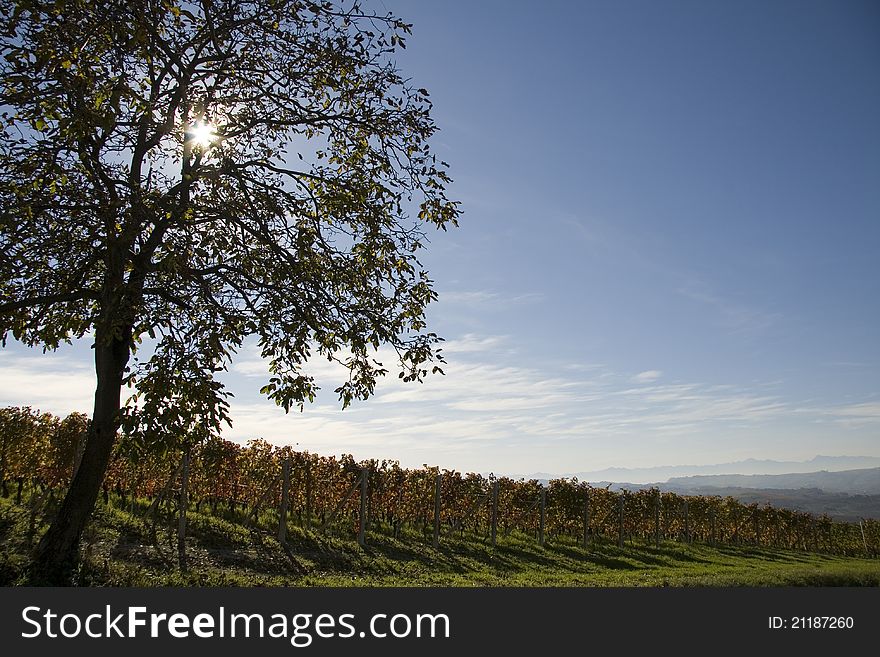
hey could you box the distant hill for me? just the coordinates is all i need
[495,479,880,522]
[521,461,880,521]
[588,468,880,522]
[534,468,880,522]
[526,455,880,484]
[664,467,880,495]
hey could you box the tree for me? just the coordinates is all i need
[0,0,459,583]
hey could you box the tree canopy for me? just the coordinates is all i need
[0,0,459,582]
[1,0,458,435]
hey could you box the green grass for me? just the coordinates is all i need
[1,494,878,587]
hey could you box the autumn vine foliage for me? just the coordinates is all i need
[0,406,89,500]
[2,407,877,558]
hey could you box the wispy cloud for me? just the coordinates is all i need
[822,401,880,427]
[216,348,830,472]
[825,361,875,369]
[437,290,499,304]
[232,346,797,453]
[632,370,662,383]
[678,280,781,335]
[437,289,544,308]
[441,334,507,354]
[2,335,878,474]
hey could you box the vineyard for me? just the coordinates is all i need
[1,406,878,571]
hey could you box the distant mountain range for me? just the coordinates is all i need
[658,487,880,523]
[663,467,880,495]
[517,457,880,520]
[524,455,880,485]
[653,468,880,520]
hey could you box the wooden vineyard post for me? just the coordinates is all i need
[304,460,312,531]
[860,520,869,556]
[433,473,442,549]
[491,480,499,547]
[539,488,546,547]
[358,467,369,547]
[654,494,661,548]
[278,457,290,544]
[145,459,185,551]
[710,510,717,547]
[178,450,190,574]
[583,488,590,548]
[618,492,625,548]
[753,513,760,546]
[244,473,283,528]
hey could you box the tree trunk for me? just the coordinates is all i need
[30,326,131,584]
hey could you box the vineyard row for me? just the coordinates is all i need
[1,406,877,560]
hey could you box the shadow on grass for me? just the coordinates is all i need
[2,494,876,587]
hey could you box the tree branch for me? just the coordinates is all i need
[0,291,99,314]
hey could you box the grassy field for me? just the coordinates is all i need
[1,495,878,586]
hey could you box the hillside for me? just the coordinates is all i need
[1,409,877,585]
[1,495,878,587]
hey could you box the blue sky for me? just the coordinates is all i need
[2,0,879,477]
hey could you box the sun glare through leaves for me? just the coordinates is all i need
[187,120,218,150]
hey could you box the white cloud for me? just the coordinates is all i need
[632,370,662,384]
[828,402,880,418]
[822,401,880,426]
[437,290,499,304]
[214,338,825,472]
[231,358,270,377]
[509,292,545,304]
[230,341,377,384]
[0,351,94,416]
[436,289,543,308]
[2,333,877,475]
[441,334,507,354]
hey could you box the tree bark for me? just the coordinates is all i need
[30,323,131,584]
